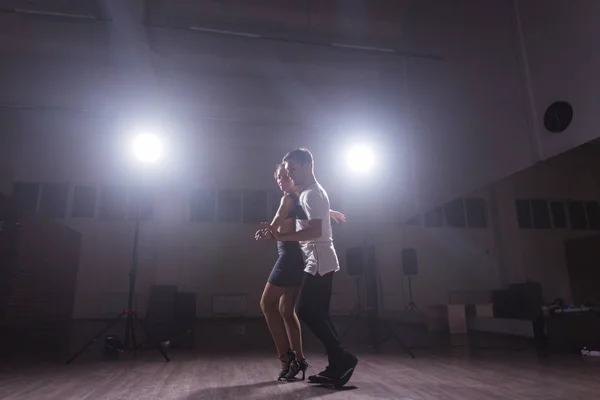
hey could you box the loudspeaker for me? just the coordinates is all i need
[146,285,177,341]
[174,292,196,325]
[346,246,365,276]
[172,292,196,348]
[401,248,418,275]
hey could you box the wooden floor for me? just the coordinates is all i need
[1,347,599,400]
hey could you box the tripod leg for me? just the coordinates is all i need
[339,303,360,340]
[65,311,127,365]
[129,311,137,350]
[384,319,415,359]
[134,312,170,362]
[132,312,147,350]
[340,316,357,340]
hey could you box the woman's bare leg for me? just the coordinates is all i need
[260,283,289,367]
[279,286,304,360]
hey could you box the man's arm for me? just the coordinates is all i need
[255,195,294,241]
[276,190,325,241]
[277,219,322,241]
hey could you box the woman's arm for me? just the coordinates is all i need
[268,194,294,230]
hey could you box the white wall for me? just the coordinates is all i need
[6,125,600,318]
[389,144,600,311]
[493,144,600,303]
[378,187,499,313]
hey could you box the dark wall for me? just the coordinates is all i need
[565,234,600,304]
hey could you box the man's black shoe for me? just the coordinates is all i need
[307,366,336,384]
[333,353,358,389]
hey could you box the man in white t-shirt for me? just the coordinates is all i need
[268,148,358,388]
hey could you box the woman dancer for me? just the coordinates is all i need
[256,164,345,381]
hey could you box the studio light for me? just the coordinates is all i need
[67,131,170,365]
[346,144,375,173]
[132,133,163,163]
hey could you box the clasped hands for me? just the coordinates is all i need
[254,222,280,241]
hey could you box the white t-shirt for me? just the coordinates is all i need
[296,182,340,275]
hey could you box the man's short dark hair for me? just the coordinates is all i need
[282,147,313,165]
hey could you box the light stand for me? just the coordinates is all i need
[404,275,419,312]
[340,144,414,357]
[65,199,169,365]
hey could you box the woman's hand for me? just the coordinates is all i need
[254,228,272,241]
[255,226,273,241]
[262,222,283,240]
[330,210,347,224]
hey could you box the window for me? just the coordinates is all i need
[549,201,567,228]
[465,198,488,228]
[99,187,127,220]
[12,182,39,211]
[424,207,443,227]
[39,183,68,219]
[585,201,600,230]
[190,189,215,221]
[518,199,600,231]
[217,190,241,222]
[242,190,268,223]
[444,199,466,228]
[530,200,551,229]
[515,199,532,229]
[568,201,587,230]
[127,188,154,220]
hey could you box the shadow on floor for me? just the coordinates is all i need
[183,380,359,400]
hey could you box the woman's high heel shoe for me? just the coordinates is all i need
[277,349,297,381]
[285,358,308,380]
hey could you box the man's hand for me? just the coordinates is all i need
[262,221,285,240]
[330,210,346,224]
[255,222,277,241]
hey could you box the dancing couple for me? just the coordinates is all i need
[255,148,358,388]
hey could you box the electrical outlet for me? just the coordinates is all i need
[234,324,245,335]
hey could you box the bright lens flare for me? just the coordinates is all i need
[132,133,163,163]
[347,145,375,173]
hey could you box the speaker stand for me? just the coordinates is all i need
[339,276,369,346]
[404,275,420,313]
[340,275,415,359]
[368,316,416,358]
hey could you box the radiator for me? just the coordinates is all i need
[212,294,247,316]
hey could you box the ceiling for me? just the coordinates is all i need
[0,0,415,49]
[0,0,105,19]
